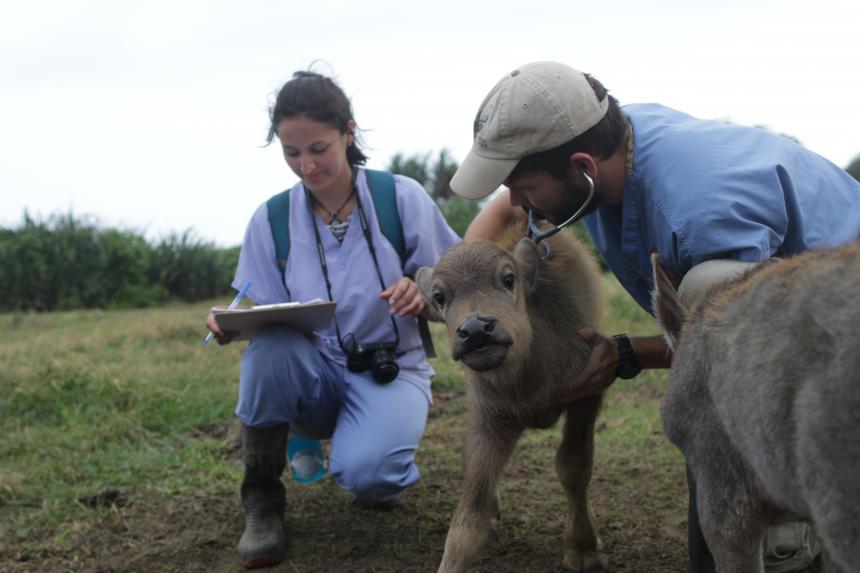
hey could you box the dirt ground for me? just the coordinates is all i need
[3,391,689,573]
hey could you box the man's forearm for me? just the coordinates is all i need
[629,334,673,370]
[463,190,525,242]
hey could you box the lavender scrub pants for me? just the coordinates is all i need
[235,325,430,503]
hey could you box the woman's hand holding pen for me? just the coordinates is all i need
[206,310,235,345]
[203,280,251,345]
[381,277,425,318]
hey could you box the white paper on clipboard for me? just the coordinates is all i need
[212,300,336,341]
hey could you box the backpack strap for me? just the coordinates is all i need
[364,169,406,264]
[364,169,435,357]
[266,188,292,270]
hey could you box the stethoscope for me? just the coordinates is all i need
[525,170,595,258]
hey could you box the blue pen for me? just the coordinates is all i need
[203,280,253,344]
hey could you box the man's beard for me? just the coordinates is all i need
[543,177,601,225]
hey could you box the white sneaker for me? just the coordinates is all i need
[764,521,821,573]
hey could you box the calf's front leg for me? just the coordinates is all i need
[557,396,608,572]
[437,420,520,573]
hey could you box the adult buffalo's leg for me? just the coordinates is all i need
[694,464,766,573]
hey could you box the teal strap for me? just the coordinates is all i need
[364,170,433,356]
[266,189,291,269]
[365,169,406,264]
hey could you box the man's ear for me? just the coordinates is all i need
[568,152,597,181]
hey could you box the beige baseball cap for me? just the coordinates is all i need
[450,61,609,200]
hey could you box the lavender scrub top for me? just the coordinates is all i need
[232,168,461,401]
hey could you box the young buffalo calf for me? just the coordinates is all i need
[417,223,607,573]
[653,245,860,572]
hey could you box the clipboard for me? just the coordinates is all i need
[212,300,336,341]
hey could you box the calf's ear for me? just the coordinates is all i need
[415,266,444,322]
[415,266,434,302]
[651,252,687,350]
[513,238,539,295]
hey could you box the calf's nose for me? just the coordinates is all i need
[456,314,497,347]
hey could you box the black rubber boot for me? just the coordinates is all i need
[238,423,289,569]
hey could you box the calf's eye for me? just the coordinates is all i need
[433,291,446,307]
[502,272,515,290]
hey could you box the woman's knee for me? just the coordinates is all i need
[241,326,315,380]
[328,446,419,502]
[247,325,310,357]
[236,326,321,427]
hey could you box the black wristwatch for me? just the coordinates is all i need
[613,334,641,380]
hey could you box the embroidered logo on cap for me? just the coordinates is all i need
[473,114,488,136]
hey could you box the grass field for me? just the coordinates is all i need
[0,274,689,573]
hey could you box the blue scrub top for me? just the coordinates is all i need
[585,103,860,314]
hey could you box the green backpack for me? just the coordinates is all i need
[266,169,435,357]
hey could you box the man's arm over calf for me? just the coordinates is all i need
[464,190,527,242]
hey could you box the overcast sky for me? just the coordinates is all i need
[2,0,858,246]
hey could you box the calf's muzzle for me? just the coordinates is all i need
[452,313,513,369]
